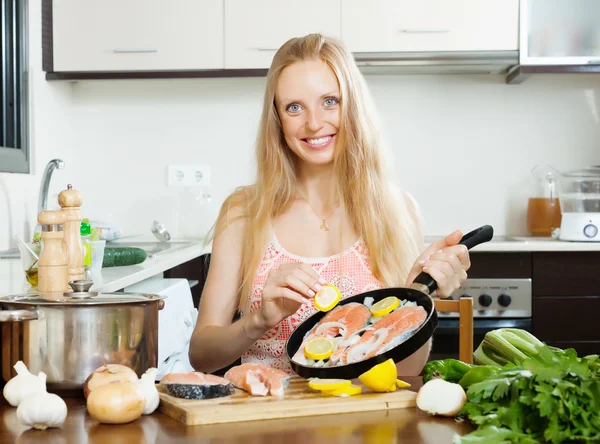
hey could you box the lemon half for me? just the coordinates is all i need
[304,337,335,360]
[369,296,400,317]
[314,284,342,312]
[308,378,352,391]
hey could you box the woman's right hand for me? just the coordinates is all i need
[257,262,325,330]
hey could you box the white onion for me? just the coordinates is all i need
[315,322,347,337]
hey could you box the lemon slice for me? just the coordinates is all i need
[369,296,400,317]
[314,284,342,312]
[358,358,398,392]
[304,337,335,360]
[395,379,411,389]
[321,384,363,397]
[308,378,352,391]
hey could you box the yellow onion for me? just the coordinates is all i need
[86,381,145,424]
[83,364,138,398]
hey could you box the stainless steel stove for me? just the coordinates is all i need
[439,278,532,319]
[429,278,533,361]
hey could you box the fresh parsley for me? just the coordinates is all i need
[454,345,600,443]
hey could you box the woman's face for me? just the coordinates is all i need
[275,59,341,168]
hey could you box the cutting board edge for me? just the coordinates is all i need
[157,392,418,426]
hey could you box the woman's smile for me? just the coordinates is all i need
[301,134,336,150]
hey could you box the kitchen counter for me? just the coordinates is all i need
[0,376,475,443]
[425,235,600,252]
[0,239,209,297]
[2,235,600,298]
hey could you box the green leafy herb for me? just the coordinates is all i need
[454,343,600,444]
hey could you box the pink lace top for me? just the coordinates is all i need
[240,233,383,374]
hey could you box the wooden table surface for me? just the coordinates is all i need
[0,377,475,443]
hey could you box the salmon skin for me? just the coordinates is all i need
[224,363,290,398]
[161,372,235,400]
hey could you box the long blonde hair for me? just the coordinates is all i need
[206,34,423,311]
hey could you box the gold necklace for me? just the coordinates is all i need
[297,194,339,231]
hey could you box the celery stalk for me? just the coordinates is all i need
[473,328,545,367]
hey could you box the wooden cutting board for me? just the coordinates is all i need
[157,376,417,426]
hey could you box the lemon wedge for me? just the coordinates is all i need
[358,358,398,392]
[395,379,411,389]
[369,296,400,317]
[308,378,352,391]
[314,284,342,312]
[321,384,363,397]
[304,337,335,360]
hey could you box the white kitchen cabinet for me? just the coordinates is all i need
[342,0,519,53]
[224,0,342,69]
[51,0,223,72]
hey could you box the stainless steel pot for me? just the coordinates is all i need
[0,280,165,396]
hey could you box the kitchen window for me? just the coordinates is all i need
[0,0,29,174]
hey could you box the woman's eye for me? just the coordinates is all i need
[324,97,339,107]
[286,103,302,113]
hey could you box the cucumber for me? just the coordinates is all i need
[102,247,147,268]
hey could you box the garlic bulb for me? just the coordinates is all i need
[137,367,159,415]
[2,361,47,407]
[17,389,68,430]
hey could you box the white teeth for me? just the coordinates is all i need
[306,136,332,146]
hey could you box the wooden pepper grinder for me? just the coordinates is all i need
[58,184,84,282]
[37,210,70,292]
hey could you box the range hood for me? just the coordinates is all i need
[354,51,519,75]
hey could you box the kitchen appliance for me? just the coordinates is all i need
[558,169,600,242]
[286,225,494,380]
[429,278,532,361]
[0,280,165,395]
[527,165,561,237]
[125,278,197,380]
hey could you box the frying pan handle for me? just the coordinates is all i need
[413,225,494,294]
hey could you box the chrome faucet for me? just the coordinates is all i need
[37,159,65,214]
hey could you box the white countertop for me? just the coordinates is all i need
[426,236,600,252]
[0,239,210,297]
[1,236,599,297]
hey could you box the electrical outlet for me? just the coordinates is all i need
[167,165,211,187]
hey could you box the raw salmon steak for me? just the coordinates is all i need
[291,302,371,364]
[160,372,235,400]
[342,306,427,364]
[224,363,290,398]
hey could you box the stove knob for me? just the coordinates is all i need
[478,294,492,307]
[498,294,512,307]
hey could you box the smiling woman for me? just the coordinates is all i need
[188,33,472,376]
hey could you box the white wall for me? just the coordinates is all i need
[1,3,600,251]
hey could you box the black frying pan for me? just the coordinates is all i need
[286,224,494,379]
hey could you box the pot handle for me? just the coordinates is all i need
[413,225,494,295]
[0,309,40,322]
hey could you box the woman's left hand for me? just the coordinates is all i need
[406,230,471,298]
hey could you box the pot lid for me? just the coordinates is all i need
[0,280,165,306]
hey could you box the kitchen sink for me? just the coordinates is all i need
[105,241,193,257]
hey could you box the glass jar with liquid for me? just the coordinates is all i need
[527,165,562,237]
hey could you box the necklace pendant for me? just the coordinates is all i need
[320,220,329,231]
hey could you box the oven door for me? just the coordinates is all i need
[428,318,533,362]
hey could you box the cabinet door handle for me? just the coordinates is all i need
[398,29,450,34]
[112,48,159,53]
[253,47,279,52]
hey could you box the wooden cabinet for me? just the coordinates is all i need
[341,0,519,53]
[224,0,342,69]
[531,252,600,355]
[49,0,223,72]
